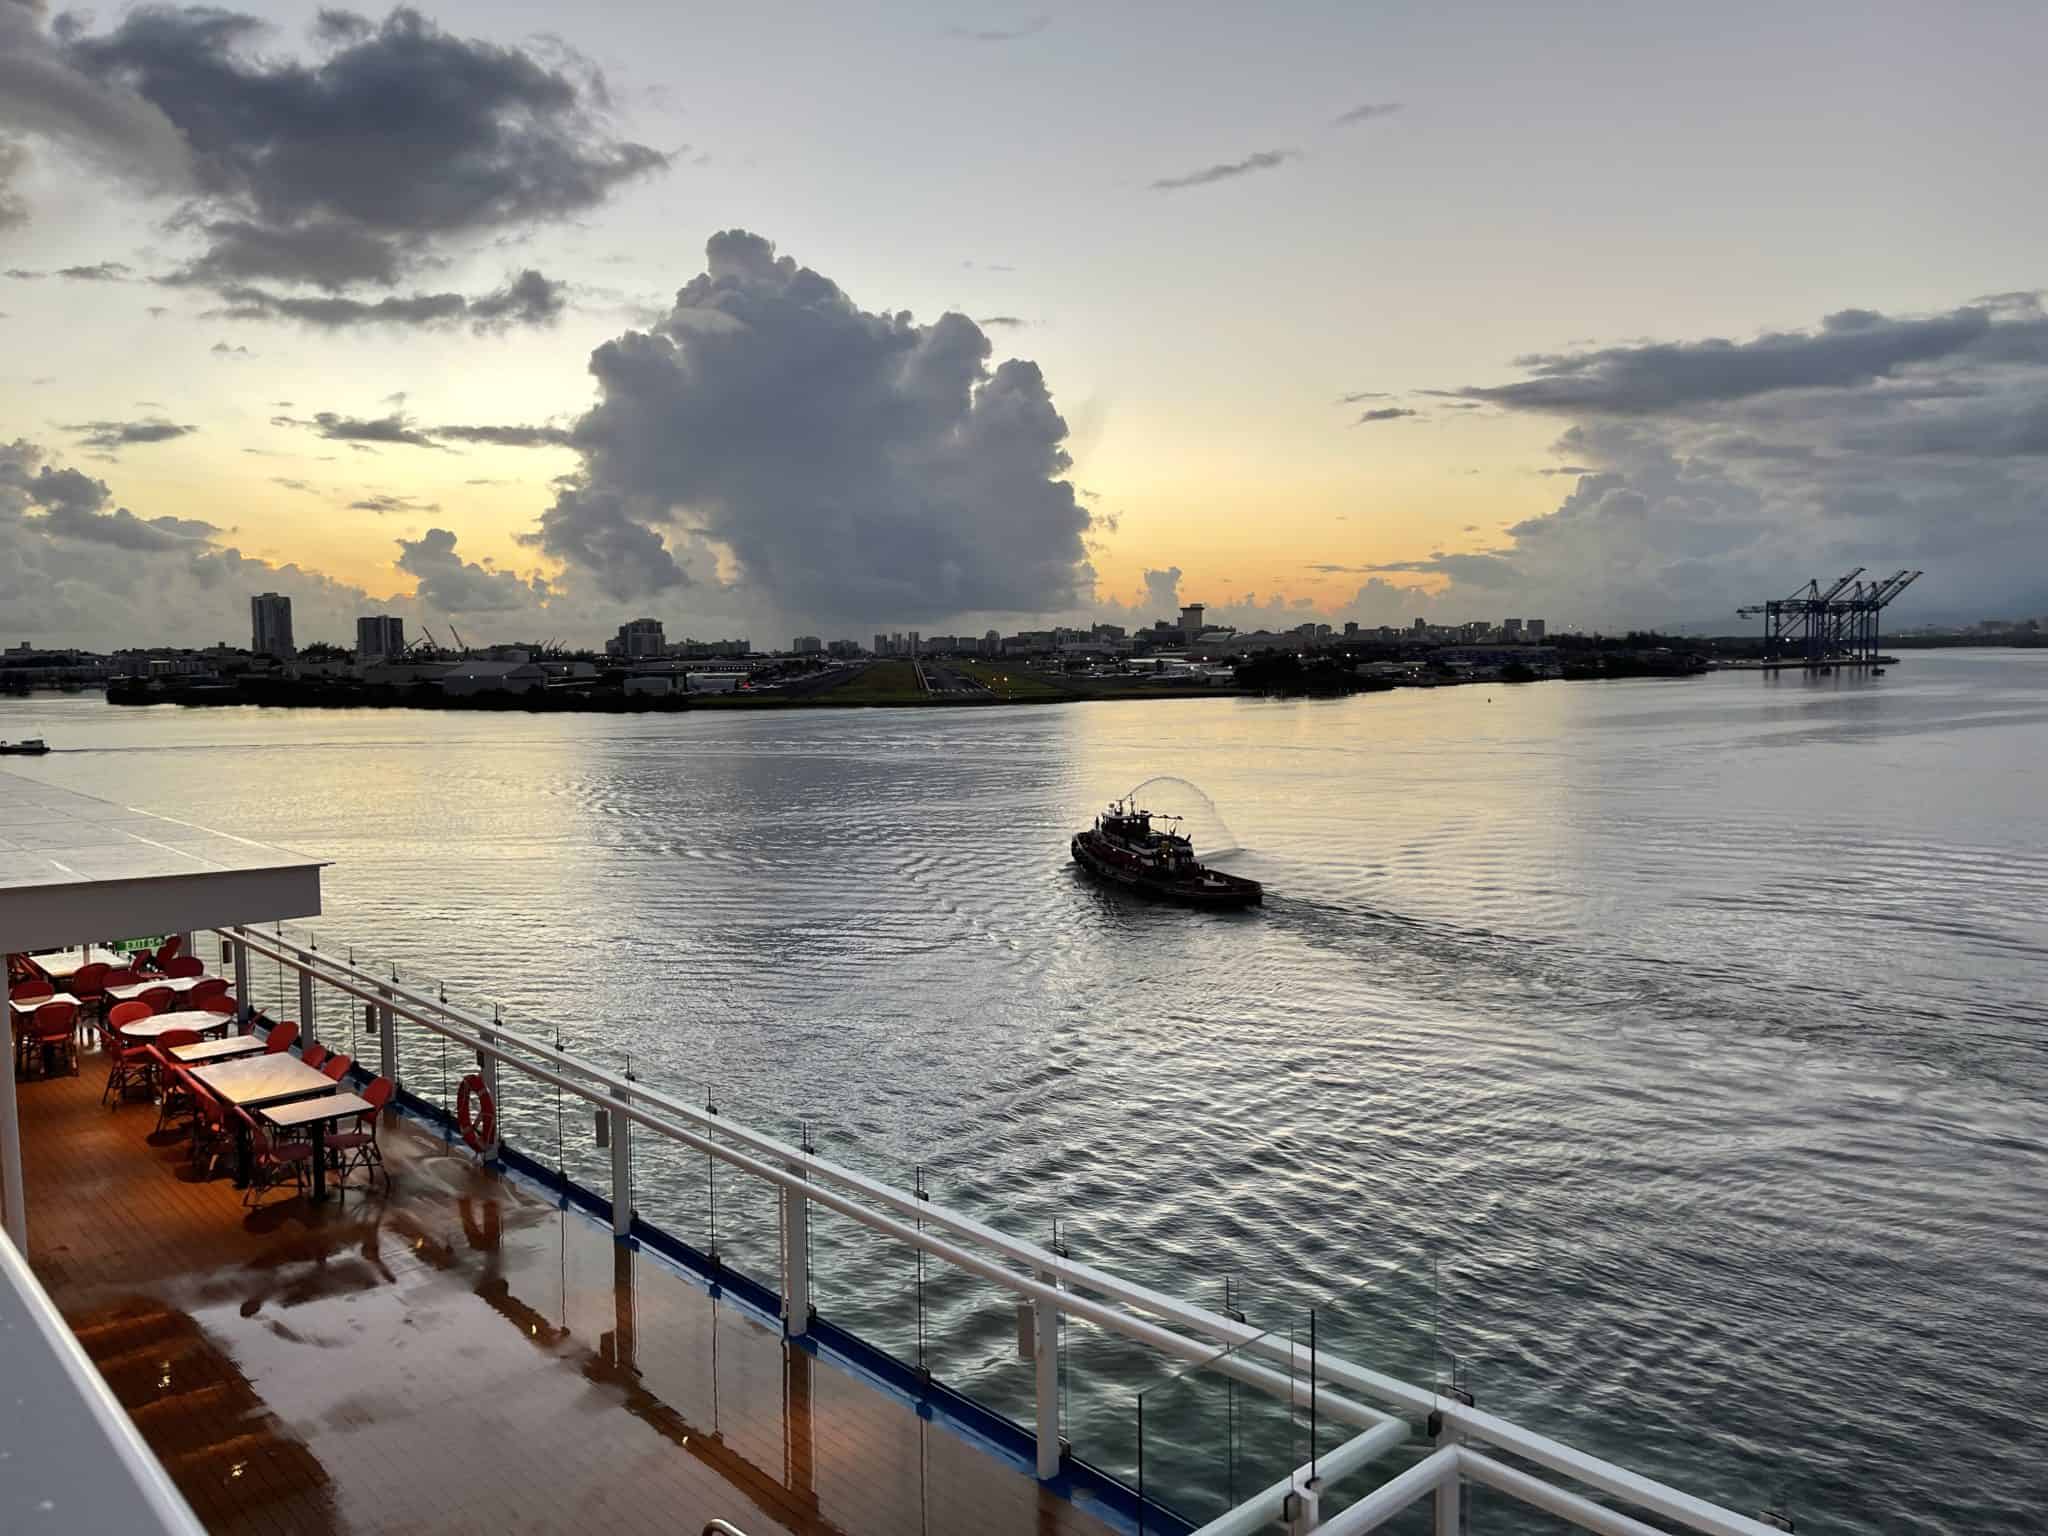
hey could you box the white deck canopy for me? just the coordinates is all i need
[0,768,325,1535]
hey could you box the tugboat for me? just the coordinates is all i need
[0,738,50,756]
[1071,800,1262,909]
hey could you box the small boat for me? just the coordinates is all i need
[0,738,50,756]
[1071,800,1262,909]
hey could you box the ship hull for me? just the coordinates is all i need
[1070,832,1262,908]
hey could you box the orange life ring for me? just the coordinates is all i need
[457,1073,495,1153]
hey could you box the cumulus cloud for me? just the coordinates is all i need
[0,438,217,550]
[523,230,1094,625]
[64,417,198,449]
[1151,149,1298,192]
[396,526,548,612]
[1379,294,2048,626]
[51,6,664,292]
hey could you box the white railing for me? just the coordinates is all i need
[222,924,1795,1536]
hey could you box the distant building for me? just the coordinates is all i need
[793,636,823,654]
[1525,619,1546,640]
[1502,618,1523,639]
[617,617,665,658]
[1343,621,1359,638]
[874,634,890,657]
[356,614,405,662]
[438,660,546,696]
[1179,603,1206,636]
[250,593,294,659]
[982,629,1000,656]
[1411,618,1427,633]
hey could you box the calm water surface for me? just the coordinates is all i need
[6,651,2045,1533]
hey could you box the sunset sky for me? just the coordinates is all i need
[5,0,2048,648]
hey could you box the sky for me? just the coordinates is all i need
[4,0,2048,650]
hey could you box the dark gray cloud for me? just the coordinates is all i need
[523,229,1093,623]
[1355,407,1417,424]
[209,340,250,356]
[211,268,563,330]
[351,492,437,513]
[1333,102,1401,126]
[1151,149,1297,192]
[396,526,547,612]
[1338,390,1389,403]
[944,15,1049,41]
[56,260,130,280]
[55,7,665,289]
[1455,305,2012,415]
[65,416,197,449]
[433,423,573,447]
[977,315,1025,328]
[0,439,218,549]
[270,476,317,493]
[274,410,444,449]
[4,267,42,280]
[168,217,405,290]
[0,140,27,229]
[1351,297,2048,629]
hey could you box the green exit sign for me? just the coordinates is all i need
[109,935,170,954]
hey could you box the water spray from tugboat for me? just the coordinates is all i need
[1124,776,1245,859]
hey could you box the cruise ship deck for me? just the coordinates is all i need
[3,769,1802,1536]
[18,1048,1109,1536]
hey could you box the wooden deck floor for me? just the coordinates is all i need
[16,1046,1117,1536]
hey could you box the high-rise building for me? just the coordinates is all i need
[793,636,822,654]
[1411,617,1427,633]
[1502,618,1523,639]
[1525,619,1546,640]
[250,592,294,659]
[617,617,665,658]
[1343,622,1359,638]
[1179,603,1206,635]
[356,614,405,661]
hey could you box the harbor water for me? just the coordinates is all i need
[4,649,2044,1533]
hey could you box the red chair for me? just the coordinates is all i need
[163,956,205,979]
[197,995,237,1021]
[301,1043,328,1070]
[191,1085,231,1178]
[235,1105,312,1206]
[71,961,109,1005]
[322,1053,353,1082]
[136,986,174,1015]
[150,937,184,972]
[150,1032,204,1133]
[264,1020,299,1055]
[189,977,229,1004]
[329,1077,394,1191]
[101,968,139,989]
[102,1002,159,1105]
[9,979,53,1003]
[30,1001,79,1076]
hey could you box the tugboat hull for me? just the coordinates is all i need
[1071,832,1262,909]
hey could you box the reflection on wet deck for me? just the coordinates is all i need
[19,1054,1114,1536]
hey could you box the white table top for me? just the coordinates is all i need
[105,975,210,1002]
[190,1054,336,1109]
[8,992,81,1019]
[28,948,103,980]
[118,1010,229,1041]
[170,1036,267,1064]
[262,1092,372,1129]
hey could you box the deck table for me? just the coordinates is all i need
[190,1055,336,1187]
[262,1092,372,1201]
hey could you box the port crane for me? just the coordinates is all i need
[1738,568,1921,664]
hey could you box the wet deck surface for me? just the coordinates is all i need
[17,1046,1116,1536]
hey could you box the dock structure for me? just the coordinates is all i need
[1738,568,1922,667]
[4,770,1803,1536]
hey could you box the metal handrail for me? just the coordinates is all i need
[702,1523,750,1536]
[222,924,1793,1536]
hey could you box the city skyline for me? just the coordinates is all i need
[5,1,2047,649]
